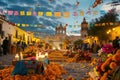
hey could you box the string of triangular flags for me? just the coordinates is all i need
[15,23,81,28]
[32,31,79,35]
[0,10,107,17]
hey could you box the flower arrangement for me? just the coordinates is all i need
[0,64,66,80]
[23,46,38,58]
[98,43,114,62]
[102,43,114,54]
[94,45,120,80]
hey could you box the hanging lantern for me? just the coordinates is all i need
[99,23,102,26]
[110,22,113,26]
[102,23,105,26]
[95,24,98,26]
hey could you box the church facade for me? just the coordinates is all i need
[44,23,81,50]
[80,17,89,40]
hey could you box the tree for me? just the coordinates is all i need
[88,8,119,41]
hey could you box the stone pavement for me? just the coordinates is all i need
[0,54,15,66]
[60,62,93,80]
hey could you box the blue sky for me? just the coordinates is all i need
[0,0,120,37]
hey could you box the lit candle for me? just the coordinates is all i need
[45,52,48,57]
[36,53,39,60]
[39,52,41,56]
[20,52,23,60]
[15,54,19,61]
[38,54,45,61]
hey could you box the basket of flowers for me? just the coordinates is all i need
[91,43,120,80]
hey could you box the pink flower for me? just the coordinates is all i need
[102,44,114,54]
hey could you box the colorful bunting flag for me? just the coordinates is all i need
[14,11,19,16]
[33,12,37,16]
[38,12,43,16]
[93,11,98,15]
[102,23,105,26]
[94,24,98,26]
[63,12,70,18]
[54,12,61,17]
[26,11,32,16]
[8,10,13,15]
[46,12,52,16]
[34,24,38,27]
[17,23,20,26]
[86,10,91,15]
[100,10,105,15]
[26,24,29,27]
[22,24,26,27]
[110,22,113,26]
[73,12,78,16]
[79,11,84,16]
[20,11,25,16]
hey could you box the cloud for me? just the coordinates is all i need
[8,16,38,24]
[101,2,120,13]
[6,5,32,11]
[38,17,59,27]
[101,3,113,11]
[54,4,67,11]
[0,1,8,7]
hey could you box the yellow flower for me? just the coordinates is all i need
[107,54,113,57]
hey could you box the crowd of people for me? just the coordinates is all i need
[0,37,27,56]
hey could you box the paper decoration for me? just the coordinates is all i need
[34,24,38,27]
[1,9,108,17]
[22,24,26,27]
[14,11,19,16]
[0,10,7,15]
[33,12,37,16]
[86,10,91,15]
[93,11,98,15]
[102,23,105,26]
[20,11,25,16]
[38,12,43,16]
[100,10,105,15]
[17,24,20,26]
[110,22,113,26]
[54,12,61,17]
[63,12,70,18]
[8,10,13,15]
[73,12,78,16]
[79,11,84,16]
[26,11,32,16]
[26,24,29,27]
[94,24,98,26]
[46,12,52,16]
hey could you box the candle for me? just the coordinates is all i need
[15,54,19,61]
[45,52,48,57]
[38,54,45,61]
[39,52,41,56]
[36,53,39,60]
[20,52,23,60]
